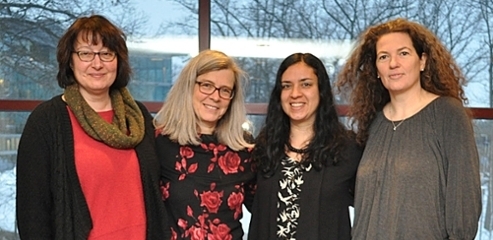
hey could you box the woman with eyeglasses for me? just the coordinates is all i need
[154,49,255,240]
[16,15,166,239]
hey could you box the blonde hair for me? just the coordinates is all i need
[154,50,253,151]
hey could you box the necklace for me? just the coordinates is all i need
[286,142,308,154]
[388,107,407,131]
[391,119,406,131]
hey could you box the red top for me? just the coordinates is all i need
[69,108,146,240]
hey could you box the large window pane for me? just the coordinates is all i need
[0,0,193,238]
[194,1,492,237]
[0,0,194,102]
[2,0,493,239]
[477,119,493,239]
[195,0,492,107]
[0,112,27,239]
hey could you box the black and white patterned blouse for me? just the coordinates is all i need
[276,156,312,239]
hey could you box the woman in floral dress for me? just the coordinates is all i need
[154,50,255,240]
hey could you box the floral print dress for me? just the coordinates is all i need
[156,134,255,240]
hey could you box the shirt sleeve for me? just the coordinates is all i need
[440,99,481,239]
[16,107,54,239]
[242,148,256,213]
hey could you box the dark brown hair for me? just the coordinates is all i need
[56,15,131,89]
[254,53,351,176]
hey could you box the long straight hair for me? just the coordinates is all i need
[154,50,253,151]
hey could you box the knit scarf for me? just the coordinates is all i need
[64,84,145,149]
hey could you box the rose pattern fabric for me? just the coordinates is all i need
[176,146,198,180]
[200,183,224,213]
[218,151,243,174]
[201,142,227,173]
[209,222,233,240]
[157,134,255,240]
[160,181,170,200]
[227,190,244,220]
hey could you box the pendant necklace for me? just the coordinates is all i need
[286,142,308,154]
[389,107,406,131]
[391,119,406,131]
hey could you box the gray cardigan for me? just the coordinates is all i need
[16,95,167,239]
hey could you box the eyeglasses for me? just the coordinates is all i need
[195,81,234,99]
[73,51,117,62]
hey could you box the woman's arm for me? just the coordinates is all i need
[441,101,481,239]
[16,108,54,239]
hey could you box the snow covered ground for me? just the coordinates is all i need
[0,167,16,233]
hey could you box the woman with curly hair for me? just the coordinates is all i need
[336,18,481,239]
[248,53,362,239]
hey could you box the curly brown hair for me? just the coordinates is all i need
[336,18,468,146]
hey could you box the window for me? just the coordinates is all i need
[1,0,493,239]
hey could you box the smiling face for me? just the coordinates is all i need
[71,33,117,98]
[193,69,235,133]
[280,62,320,126]
[375,32,427,95]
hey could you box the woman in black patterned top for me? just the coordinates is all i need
[248,53,362,240]
[154,50,255,240]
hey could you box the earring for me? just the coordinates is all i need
[377,75,380,78]
[420,69,424,71]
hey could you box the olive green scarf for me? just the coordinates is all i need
[64,84,145,149]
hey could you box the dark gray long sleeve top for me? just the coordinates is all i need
[353,96,481,240]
